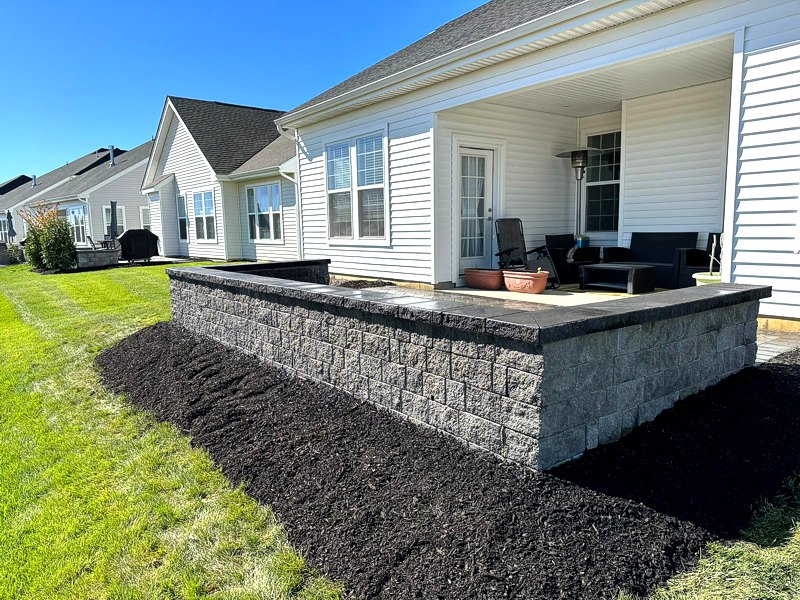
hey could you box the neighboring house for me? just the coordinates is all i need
[275,0,800,321]
[141,97,298,261]
[10,141,153,247]
[0,147,122,244]
[0,175,32,196]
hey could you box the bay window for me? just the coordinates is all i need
[193,191,215,240]
[247,183,282,241]
[326,131,386,241]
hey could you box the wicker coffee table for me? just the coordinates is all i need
[579,263,655,294]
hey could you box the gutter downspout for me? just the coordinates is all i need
[288,127,304,260]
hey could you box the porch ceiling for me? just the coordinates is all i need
[485,36,734,117]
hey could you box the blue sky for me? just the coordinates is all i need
[0,0,484,183]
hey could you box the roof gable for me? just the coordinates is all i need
[286,0,584,116]
[167,97,286,175]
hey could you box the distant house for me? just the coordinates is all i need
[141,97,298,261]
[0,175,32,197]
[9,141,153,247]
[275,0,800,321]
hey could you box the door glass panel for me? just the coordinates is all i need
[460,155,486,259]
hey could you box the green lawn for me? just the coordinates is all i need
[2,264,800,599]
[0,264,341,600]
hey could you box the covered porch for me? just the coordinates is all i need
[433,34,734,291]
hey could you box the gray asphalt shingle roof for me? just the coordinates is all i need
[0,175,32,196]
[230,135,296,176]
[45,140,153,199]
[168,97,285,175]
[287,0,584,116]
[0,148,115,211]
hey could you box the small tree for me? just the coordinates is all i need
[21,205,77,271]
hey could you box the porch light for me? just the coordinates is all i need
[556,147,600,243]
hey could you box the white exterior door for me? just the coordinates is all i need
[458,148,495,274]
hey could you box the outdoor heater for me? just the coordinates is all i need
[556,147,600,250]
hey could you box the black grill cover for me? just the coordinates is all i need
[118,229,159,261]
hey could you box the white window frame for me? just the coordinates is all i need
[323,128,390,246]
[63,204,88,246]
[192,190,216,242]
[0,219,8,243]
[102,205,127,237]
[583,129,621,234]
[176,193,188,242]
[139,206,151,231]
[246,182,284,244]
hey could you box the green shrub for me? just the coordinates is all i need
[21,206,76,271]
[6,243,23,265]
[23,228,44,269]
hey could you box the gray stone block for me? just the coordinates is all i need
[406,367,423,395]
[422,372,447,402]
[399,342,427,370]
[638,392,677,425]
[492,364,508,396]
[452,354,493,391]
[502,398,540,437]
[445,379,466,410]
[363,332,391,360]
[426,348,451,377]
[538,426,585,469]
[428,400,459,434]
[459,413,502,454]
[503,429,538,465]
[401,390,429,423]
[617,324,644,354]
[465,386,502,421]
[614,353,637,384]
[381,362,406,388]
[744,342,757,365]
[506,368,541,404]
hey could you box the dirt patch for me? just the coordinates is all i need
[97,323,800,599]
[331,277,396,289]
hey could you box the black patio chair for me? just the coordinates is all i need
[494,218,560,289]
[677,232,722,288]
[545,233,601,284]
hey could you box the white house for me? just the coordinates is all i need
[4,141,152,246]
[275,0,800,322]
[141,97,298,261]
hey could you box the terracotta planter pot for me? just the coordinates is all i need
[503,270,549,294]
[464,268,504,290]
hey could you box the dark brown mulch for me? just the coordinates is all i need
[96,323,800,599]
[331,277,396,289]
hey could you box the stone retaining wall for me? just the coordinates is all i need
[76,249,120,269]
[168,266,770,470]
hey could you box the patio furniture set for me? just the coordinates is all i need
[474,217,720,295]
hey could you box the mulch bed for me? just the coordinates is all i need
[331,277,396,289]
[97,323,800,599]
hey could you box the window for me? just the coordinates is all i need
[103,205,126,236]
[325,132,386,240]
[140,206,151,231]
[247,183,282,241]
[65,206,86,244]
[193,191,215,240]
[585,131,621,232]
[0,220,8,243]
[176,194,188,241]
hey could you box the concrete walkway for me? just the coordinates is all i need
[757,330,800,363]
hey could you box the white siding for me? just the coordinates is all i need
[435,103,576,283]
[298,113,434,282]
[153,111,226,259]
[147,191,164,256]
[731,41,800,319]
[238,177,300,262]
[86,162,149,240]
[221,180,243,260]
[621,80,730,248]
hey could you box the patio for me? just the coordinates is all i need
[433,34,733,289]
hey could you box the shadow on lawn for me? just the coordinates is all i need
[553,351,800,541]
